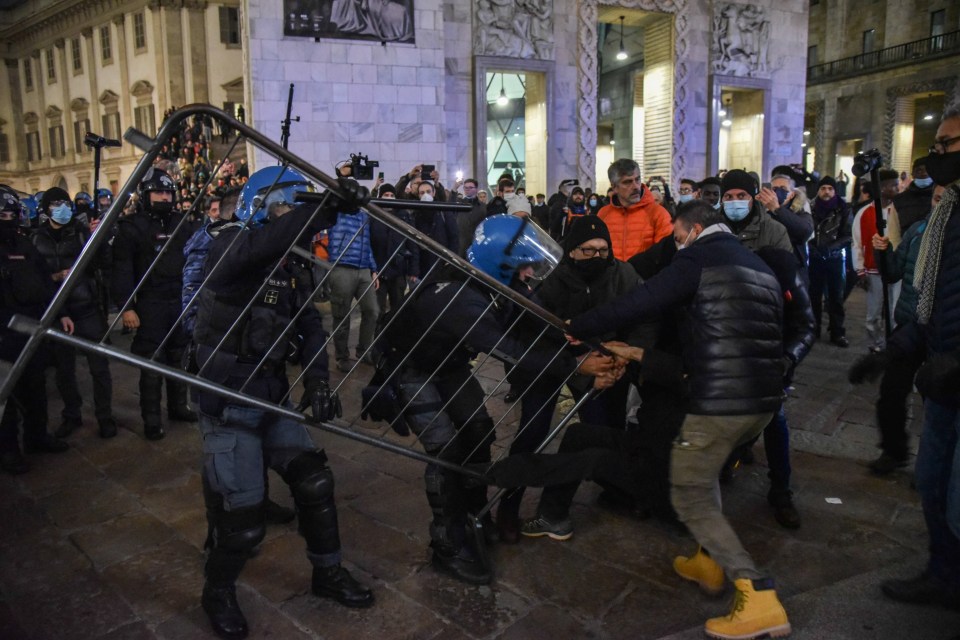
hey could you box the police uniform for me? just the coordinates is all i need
[31,210,115,437]
[0,186,67,473]
[191,175,372,640]
[110,169,197,438]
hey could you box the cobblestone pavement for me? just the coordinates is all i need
[1,289,959,639]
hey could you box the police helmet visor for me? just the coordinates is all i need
[509,219,563,280]
[260,183,308,214]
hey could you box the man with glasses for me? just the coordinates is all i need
[879,107,960,613]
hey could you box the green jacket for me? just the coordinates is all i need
[879,218,927,327]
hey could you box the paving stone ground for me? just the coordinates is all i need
[2,289,959,639]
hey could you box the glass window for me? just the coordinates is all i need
[134,12,147,50]
[219,7,240,45]
[100,25,112,63]
[101,112,120,140]
[27,131,42,162]
[48,125,65,159]
[71,38,82,72]
[134,105,156,137]
[46,49,55,81]
[485,72,527,189]
[0,133,8,163]
[23,58,32,90]
[808,45,818,66]
[862,29,876,54]
[74,119,90,154]
[931,10,945,38]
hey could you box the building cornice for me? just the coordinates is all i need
[0,0,155,53]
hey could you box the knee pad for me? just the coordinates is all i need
[210,504,266,554]
[285,450,335,506]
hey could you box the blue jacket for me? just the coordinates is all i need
[181,221,227,337]
[328,208,377,271]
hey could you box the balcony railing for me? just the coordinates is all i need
[808,30,960,84]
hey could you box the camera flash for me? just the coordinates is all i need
[456,170,463,181]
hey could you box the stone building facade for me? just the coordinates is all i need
[0,0,243,195]
[245,0,810,195]
[805,0,960,177]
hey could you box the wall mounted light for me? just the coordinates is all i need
[616,16,628,61]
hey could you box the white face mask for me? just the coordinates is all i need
[420,193,434,202]
[675,228,694,251]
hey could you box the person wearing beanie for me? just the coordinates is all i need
[377,183,396,198]
[851,169,902,353]
[720,169,803,531]
[550,186,588,239]
[498,215,642,543]
[370,182,420,327]
[808,173,853,349]
[506,193,532,217]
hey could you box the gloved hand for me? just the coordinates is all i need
[848,351,888,384]
[297,380,342,423]
[329,177,370,212]
[915,352,960,400]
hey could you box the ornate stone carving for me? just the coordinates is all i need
[576,0,691,189]
[883,78,958,165]
[711,3,768,77]
[475,0,554,60]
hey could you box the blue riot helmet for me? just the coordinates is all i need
[95,188,113,215]
[74,191,92,215]
[467,214,563,285]
[19,195,38,226]
[236,166,312,227]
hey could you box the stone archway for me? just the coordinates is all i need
[576,0,695,188]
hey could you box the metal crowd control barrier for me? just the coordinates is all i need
[0,105,603,541]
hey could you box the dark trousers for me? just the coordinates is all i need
[763,403,791,494]
[54,312,113,423]
[0,347,49,454]
[877,346,924,460]
[809,252,846,338]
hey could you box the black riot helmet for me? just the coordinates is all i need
[138,167,177,218]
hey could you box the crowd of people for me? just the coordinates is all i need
[1,106,959,640]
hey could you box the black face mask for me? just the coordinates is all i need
[572,256,608,281]
[774,187,790,205]
[149,200,175,218]
[925,150,960,187]
[0,218,19,243]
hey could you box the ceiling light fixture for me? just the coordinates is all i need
[616,16,628,61]
[803,130,810,136]
[721,119,733,127]
[718,109,727,117]
[923,114,935,121]
[496,74,508,107]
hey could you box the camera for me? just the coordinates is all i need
[420,164,435,182]
[852,148,883,177]
[350,152,379,181]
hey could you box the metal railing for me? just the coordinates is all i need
[808,29,960,84]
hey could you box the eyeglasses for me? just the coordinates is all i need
[575,246,610,258]
[929,135,960,155]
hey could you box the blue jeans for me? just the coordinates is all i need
[915,400,960,588]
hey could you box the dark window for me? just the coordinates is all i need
[101,112,120,140]
[27,131,42,162]
[74,119,90,153]
[134,12,147,50]
[48,125,65,158]
[23,58,33,90]
[862,29,876,54]
[808,45,818,66]
[134,105,156,137]
[71,38,82,72]
[0,133,9,163]
[100,25,112,62]
[219,7,240,45]
[931,10,945,38]
[46,49,55,81]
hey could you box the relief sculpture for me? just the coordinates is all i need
[475,0,554,60]
[712,3,769,76]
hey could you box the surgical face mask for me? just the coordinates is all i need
[774,187,790,205]
[51,203,73,225]
[712,201,722,211]
[912,177,934,189]
[420,193,434,202]
[677,193,694,204]
[723,200,751,221]
[675,229,694,251]
[589,198,598,206]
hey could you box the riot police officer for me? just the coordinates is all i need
[32,188,116,438]
[192,168,373,639]
[0,185,70,474]
[111,167,197,440]
[382,214,616,585]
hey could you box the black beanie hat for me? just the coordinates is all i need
[818,175,837,190]
[571,186,585,197]
[378,183,396,197]
[40,187,71,213]
[563,215,612,253]
[720,169,758,196]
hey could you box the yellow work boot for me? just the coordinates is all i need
[673,546,725,596]
[705,578,791,639]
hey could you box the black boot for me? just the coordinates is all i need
[140,372,165,440]
[311,564,374,608]
[431,541,492,585]
[201,583,248,639]
[167,380,198,422]
[203,547,250,639]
